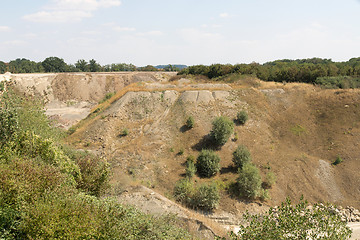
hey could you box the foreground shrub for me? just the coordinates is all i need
[237,163,262,199]
[210,116,234,146]
[190,183,220,211]
[196,150,221,178]
[232,145,251,169]
[236,110,248,125]
[230,197,352,240]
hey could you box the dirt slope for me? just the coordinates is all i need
[67,78,360,213]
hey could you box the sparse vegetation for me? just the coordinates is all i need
[232,145,251,169]
[230,197,352,239]
[196,149,221,178]
[210,116,234,146]
[99,92,115,104]
[121,128,129,137]
[263,171,277,189]
[236,110,248,125]
[177,148,184,156]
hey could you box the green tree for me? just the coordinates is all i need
[0,61,7,73]
[232,145,251,169]
[185,116,194,129]
[210,116,234,146]
[89,59,101,72]
[42,57,67,72]
[236,110,248,125]
[75,59,89,72]
[196,149,220,178]
[231,197,352,240]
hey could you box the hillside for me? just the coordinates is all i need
[4,72,360,238]
[62,75,360,210]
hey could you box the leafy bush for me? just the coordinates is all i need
[230,197,352,240]
[332,156,343,165]
[196,150,221,178]
[185,156,196,179]
[232,145,251,169]
[210,116,234,146]
[121,128,129,136]
[186,116,195,129]
[174,179,194,204]
[236,110,248,125]
[190,183,220,211]
[237,163,262,199]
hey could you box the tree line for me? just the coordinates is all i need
[0,57,181,74]
[179,57,360,88]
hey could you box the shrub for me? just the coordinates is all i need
[196,150,221,178]
[186,116,195,129]
[263,171,277,189]
[173,178,194,204]
[231,197,352,240]
[232,145,251,169]
[210,116,234,146]
[332,156,343,165]
[236,110,248,125]
[121,128,129,136]
[237,163,262,199]
[177,148,184,156]
[185,156,196,178]
[190,183,220,211]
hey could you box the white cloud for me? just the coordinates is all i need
[219,12,229,18]
[114,27,136,32]
[23,0,121,23]
[0,26,10,32]
[136,31,164,36]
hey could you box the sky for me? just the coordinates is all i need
[1,0,360,66]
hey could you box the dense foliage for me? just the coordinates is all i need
[174,179,220,211]
[179,57,360,88]
[229,197,352,240]
[232,145,251,169]
[0,85,191,239]
[210,116,234,146]
[236,163,262,199]
[0,58,180,73]
[195,149,221,178]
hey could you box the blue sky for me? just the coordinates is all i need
[1,0,360,66]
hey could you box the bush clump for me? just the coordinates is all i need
[173,180,220,211]
[236,110,248,125]
[237,162,262,199]
[263,171,277,189]
[196,150,221,178]
[185,116,194,129]
[332,156,343,165]
[190,183,220,211]
[232,145,251,169]
[210,116,234,146]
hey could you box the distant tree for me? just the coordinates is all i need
[89,59,101,72]
[9,58,41,73]
[139,65,158,71]
[75,59,89,72]
[0,61,6,74]
[42,57,67,72]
